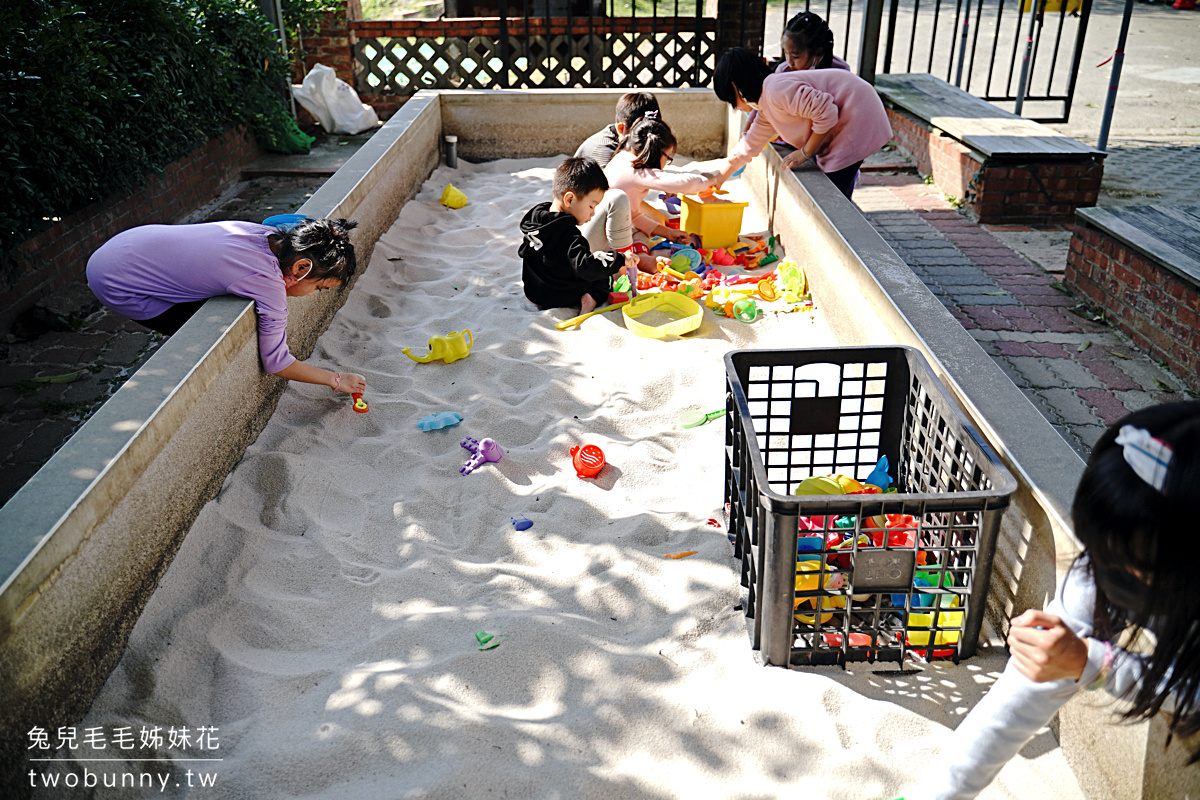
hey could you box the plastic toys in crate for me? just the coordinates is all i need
[722,346,1017,667]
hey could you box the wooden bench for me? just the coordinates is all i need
[1065,204,1200,393]
[875,74,1105,224]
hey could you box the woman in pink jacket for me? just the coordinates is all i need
[713,47,892,200]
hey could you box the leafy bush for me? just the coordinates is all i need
[0,0,315,282]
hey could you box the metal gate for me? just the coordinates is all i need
[763,0,1092,122]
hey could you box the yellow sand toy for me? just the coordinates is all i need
[440,184,469,209]
[402,330,474,363]
[794,561,846,624]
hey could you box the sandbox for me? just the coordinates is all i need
[4,88,1171,799]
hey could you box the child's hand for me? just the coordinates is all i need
[1007,609,1089,683]
[624,251,640,271]
[332,371,367,394]
[666,230,693,245]
[779,148,811,170]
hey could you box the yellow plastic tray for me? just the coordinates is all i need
[622,292,703,338]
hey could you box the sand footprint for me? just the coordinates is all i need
[340,563,382,586]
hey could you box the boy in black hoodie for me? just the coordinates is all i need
[519,157,637,314]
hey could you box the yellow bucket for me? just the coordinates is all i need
[680,194,749,250]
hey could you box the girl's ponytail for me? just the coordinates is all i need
[622,117,678,171]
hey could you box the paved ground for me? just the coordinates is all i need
[856,171,1188,458]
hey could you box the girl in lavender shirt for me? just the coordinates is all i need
[86,218,367,396]
[713,47,892,200]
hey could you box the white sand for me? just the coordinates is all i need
[60,158,1089,800]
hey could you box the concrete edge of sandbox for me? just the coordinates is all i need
[0,92,443,793]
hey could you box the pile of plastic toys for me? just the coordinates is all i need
[611,233,815,324]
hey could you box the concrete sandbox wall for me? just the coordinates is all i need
[0,88,1183,798]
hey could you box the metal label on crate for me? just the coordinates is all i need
[850,549,916,594]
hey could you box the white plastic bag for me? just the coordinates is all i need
[291,63,379,135]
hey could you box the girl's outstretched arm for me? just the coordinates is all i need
[913,568,1103,800]
[274,361,366,394]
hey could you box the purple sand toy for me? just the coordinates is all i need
[460,437,504,475]
[417,411,464,431]
[511,516,533,531]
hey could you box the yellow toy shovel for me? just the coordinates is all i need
[554,300,631,331]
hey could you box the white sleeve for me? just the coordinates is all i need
[914,567,1107,800]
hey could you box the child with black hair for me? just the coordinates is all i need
[777,11,851,73]
[915,401,1200,799]
[712,46,891,200]
[519,157,638,314]
[86,218,367,395]
[603,116,724,264]
[574,91,661,168]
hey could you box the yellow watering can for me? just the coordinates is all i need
[402,330,474,364]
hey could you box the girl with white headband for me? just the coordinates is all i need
[916,400,1200,799]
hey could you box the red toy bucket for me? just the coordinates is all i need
[570,444,605,478]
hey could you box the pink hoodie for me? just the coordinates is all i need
[727,68,892,174]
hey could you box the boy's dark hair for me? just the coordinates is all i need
[615,92,660,129]
[553,156,608,200]
[1072,400,1200,761]
[782,11,835,69]
[713,47,773,107]
[622,117,677,170]
[276,218,359,284]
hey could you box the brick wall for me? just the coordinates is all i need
[3,127,262,334]
[885,105,1103,225]
[297,0,362,87]
[1065,222,1200,393]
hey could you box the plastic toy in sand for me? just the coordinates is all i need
[440,184,469,209]
[623,292,703,338]
[511,516,533,531]
[732,298,759,322]
[416,411,463,431]
[403,330,473,363]
[555,300,631,331]
[670,248,703,272]
[679,408,726,428]
[352,393,369,413]
[570,444,606,478]
[460,437,504,475]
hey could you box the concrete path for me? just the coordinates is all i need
[856,171,1188,458]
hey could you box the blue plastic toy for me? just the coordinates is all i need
[511,516,533,531]
[416,411,464,431]
[661,193,682,214]
[865,455,892,490]
[262,214,309,232]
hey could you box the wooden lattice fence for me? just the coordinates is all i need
[351,17,719,95]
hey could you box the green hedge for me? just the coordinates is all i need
[0,0,328,281]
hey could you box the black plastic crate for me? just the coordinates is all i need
[723,346,1017,668]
